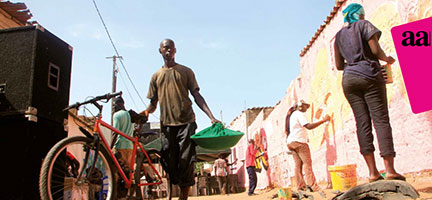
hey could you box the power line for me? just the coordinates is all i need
[118,70,139,110]
[91,0,159,120]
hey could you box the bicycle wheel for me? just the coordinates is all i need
[134,151,157,199]
[39,136,116,200]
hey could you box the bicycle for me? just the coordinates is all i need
[39,92,163,200]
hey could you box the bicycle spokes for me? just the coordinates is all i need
[40,137,115,200]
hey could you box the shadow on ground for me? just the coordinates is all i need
[418,187,432,193]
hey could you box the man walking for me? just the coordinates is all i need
[214,153,229,195]
[141,39,219,200]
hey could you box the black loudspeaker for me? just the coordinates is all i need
[0,25,72,124]
[0,117,67,199]
[0,26,72,199]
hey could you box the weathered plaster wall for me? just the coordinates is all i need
[230,0,432,189]
[229,112,249,187]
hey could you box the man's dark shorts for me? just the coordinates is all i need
[160,122,197,187]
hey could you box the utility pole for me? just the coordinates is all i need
[220,110,223,124]
[106,55,122,124]
[244,100,248,141]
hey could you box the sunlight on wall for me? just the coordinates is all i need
[230,0,432,188]
[307,48,352,151]
[414,0,432,22]
[369,3,406,103]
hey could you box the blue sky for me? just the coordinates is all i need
[24,0,336,130]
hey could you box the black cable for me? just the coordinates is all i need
[91,0,159,120]
[118,70,139,110]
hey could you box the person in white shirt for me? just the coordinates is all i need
[214,153,229,195]
[286,100,330,194]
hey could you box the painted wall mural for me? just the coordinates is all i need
[298,0,432,183]
[230,0,432,189]
[254,128,269,172]
[307,47,351,152]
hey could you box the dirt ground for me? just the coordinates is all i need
[156,173,432,200]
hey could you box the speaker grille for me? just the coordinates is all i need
[0,26,72,123]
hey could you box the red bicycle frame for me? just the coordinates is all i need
[93,114,163,188]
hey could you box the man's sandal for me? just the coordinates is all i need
[385,175,406,181]
[369,176,384,183]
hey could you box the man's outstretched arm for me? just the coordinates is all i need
[190,89,220,124]
[140,98,158,117]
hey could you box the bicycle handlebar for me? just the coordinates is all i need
[64,91,123,111]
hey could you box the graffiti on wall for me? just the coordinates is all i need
[254,128,269,172]
[370,3,405,104]
[305,1,432,151]
[300,1,432,183]
[254,128,273,187]
[230,0,432,189]
[307,47,350,152]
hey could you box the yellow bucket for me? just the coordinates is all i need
[277,187,292,200]
[328,164,357,192]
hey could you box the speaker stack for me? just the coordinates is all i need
[0,25,72,199]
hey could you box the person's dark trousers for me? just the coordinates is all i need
[160,122,198,187]
[247,166,257,195]
[342,74,395,157]
[216,176,227,194]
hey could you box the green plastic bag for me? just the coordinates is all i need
[191,123,244,150]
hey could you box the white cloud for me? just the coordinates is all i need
[67,23,86,37]
[66,23,106,41]
[199,38,227,49]
[118,38,146,49]
[91,31,104,40]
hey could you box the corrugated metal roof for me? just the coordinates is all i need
[299,0,347,57]
[246,106,274,111]
[0,1,32,24]
[229,106,274,126]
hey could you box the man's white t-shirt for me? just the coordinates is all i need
[214,158,227,176]
[287,110,309,144]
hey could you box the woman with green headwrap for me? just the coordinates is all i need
[334,3,405,182]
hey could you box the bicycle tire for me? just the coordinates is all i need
[134,151,158,199]
[39,136,116,200]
